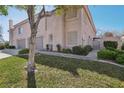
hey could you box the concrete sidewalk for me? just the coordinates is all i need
[0,51,12,59]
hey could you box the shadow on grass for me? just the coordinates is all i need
[17,54,124,81]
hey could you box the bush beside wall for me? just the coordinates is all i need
[56,44,61,52]
[72,45,91,56]
[18,48,29,54]
[6,45,16,49]
[0,45,5,50]
[116,54,124,64]
[84,45,93,52]
[97,49,117,60]
[121,43,124,50]
[97,48,124,65]
[72,46,83,55]
[60,45,92,56]
[62,48,72,53]
[104,41,118,49]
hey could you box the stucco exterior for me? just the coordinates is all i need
[9,6,96,51]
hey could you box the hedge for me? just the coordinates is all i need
[72,46,89,56]
[18,48,29,54]
[56,44,61,52]
[121,43,124,50]
[0,45,5,50]
[84,45,93,52]
[116,54,124,64]
[62,48,72,53]
[97,49,117,60]
[104,41,118,49]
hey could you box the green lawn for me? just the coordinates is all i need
[0,57,27,87]
[0,54,124,88]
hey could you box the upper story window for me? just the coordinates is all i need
[18,27,24,34]
[66,8,77,19]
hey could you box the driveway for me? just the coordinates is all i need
[0,51,12,59]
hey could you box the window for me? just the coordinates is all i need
[66,9,77,19]
[49,34,53,42]
[18,27,24,34]
[67,31,77,45]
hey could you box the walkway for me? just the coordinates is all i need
[0,51,12,59]
[38,50,124,68]
[86,50,98,59]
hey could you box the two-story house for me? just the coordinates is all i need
[9,6,96,51]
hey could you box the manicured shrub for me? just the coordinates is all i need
[72,46,89,56]
[0,45,5,50]
[4,42,9,48]
[84,45,93,52]
[80,48,89,56]
[106,47,116,51]
[56,44,61,52]
[116,54,124,64]
[8,45,16,49]
[62,48,72,53]
[5,45,16,49]
[114,49,124,55]
[72,46,83,55]
[104,41,118,49]
[121,43,124,50]
[18,48,29,54]
[107,48,124,55]
[97,49,117,60]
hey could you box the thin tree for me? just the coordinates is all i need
[16,5,81,88]
[1,5,47,87]
[0,5,82,87]
[17,5,47,87]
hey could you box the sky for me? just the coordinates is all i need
[1,5,124,41]
[89,5,124,35]
[0,7,27,41]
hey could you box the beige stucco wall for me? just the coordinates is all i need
[65,9,81,48]
[11,21,31,48]
[9,7,96,51]
[38,13,64,50]
[80,8,96,47]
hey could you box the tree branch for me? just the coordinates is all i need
[35,5,45,29]
[27,5,35,29]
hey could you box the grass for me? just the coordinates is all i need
[0,57,27,88]
[0,54,124,88]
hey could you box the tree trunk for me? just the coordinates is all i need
[26,5,45,88]
[27,29,37,88]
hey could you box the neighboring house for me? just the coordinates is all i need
[121,35,124,43]
[9,6,96,51]
[102,32,122,49]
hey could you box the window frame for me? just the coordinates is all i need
[67,31,78,45]
[18,27,24,35]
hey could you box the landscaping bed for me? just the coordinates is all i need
[0,54,124,88]
[97,41,124,65]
